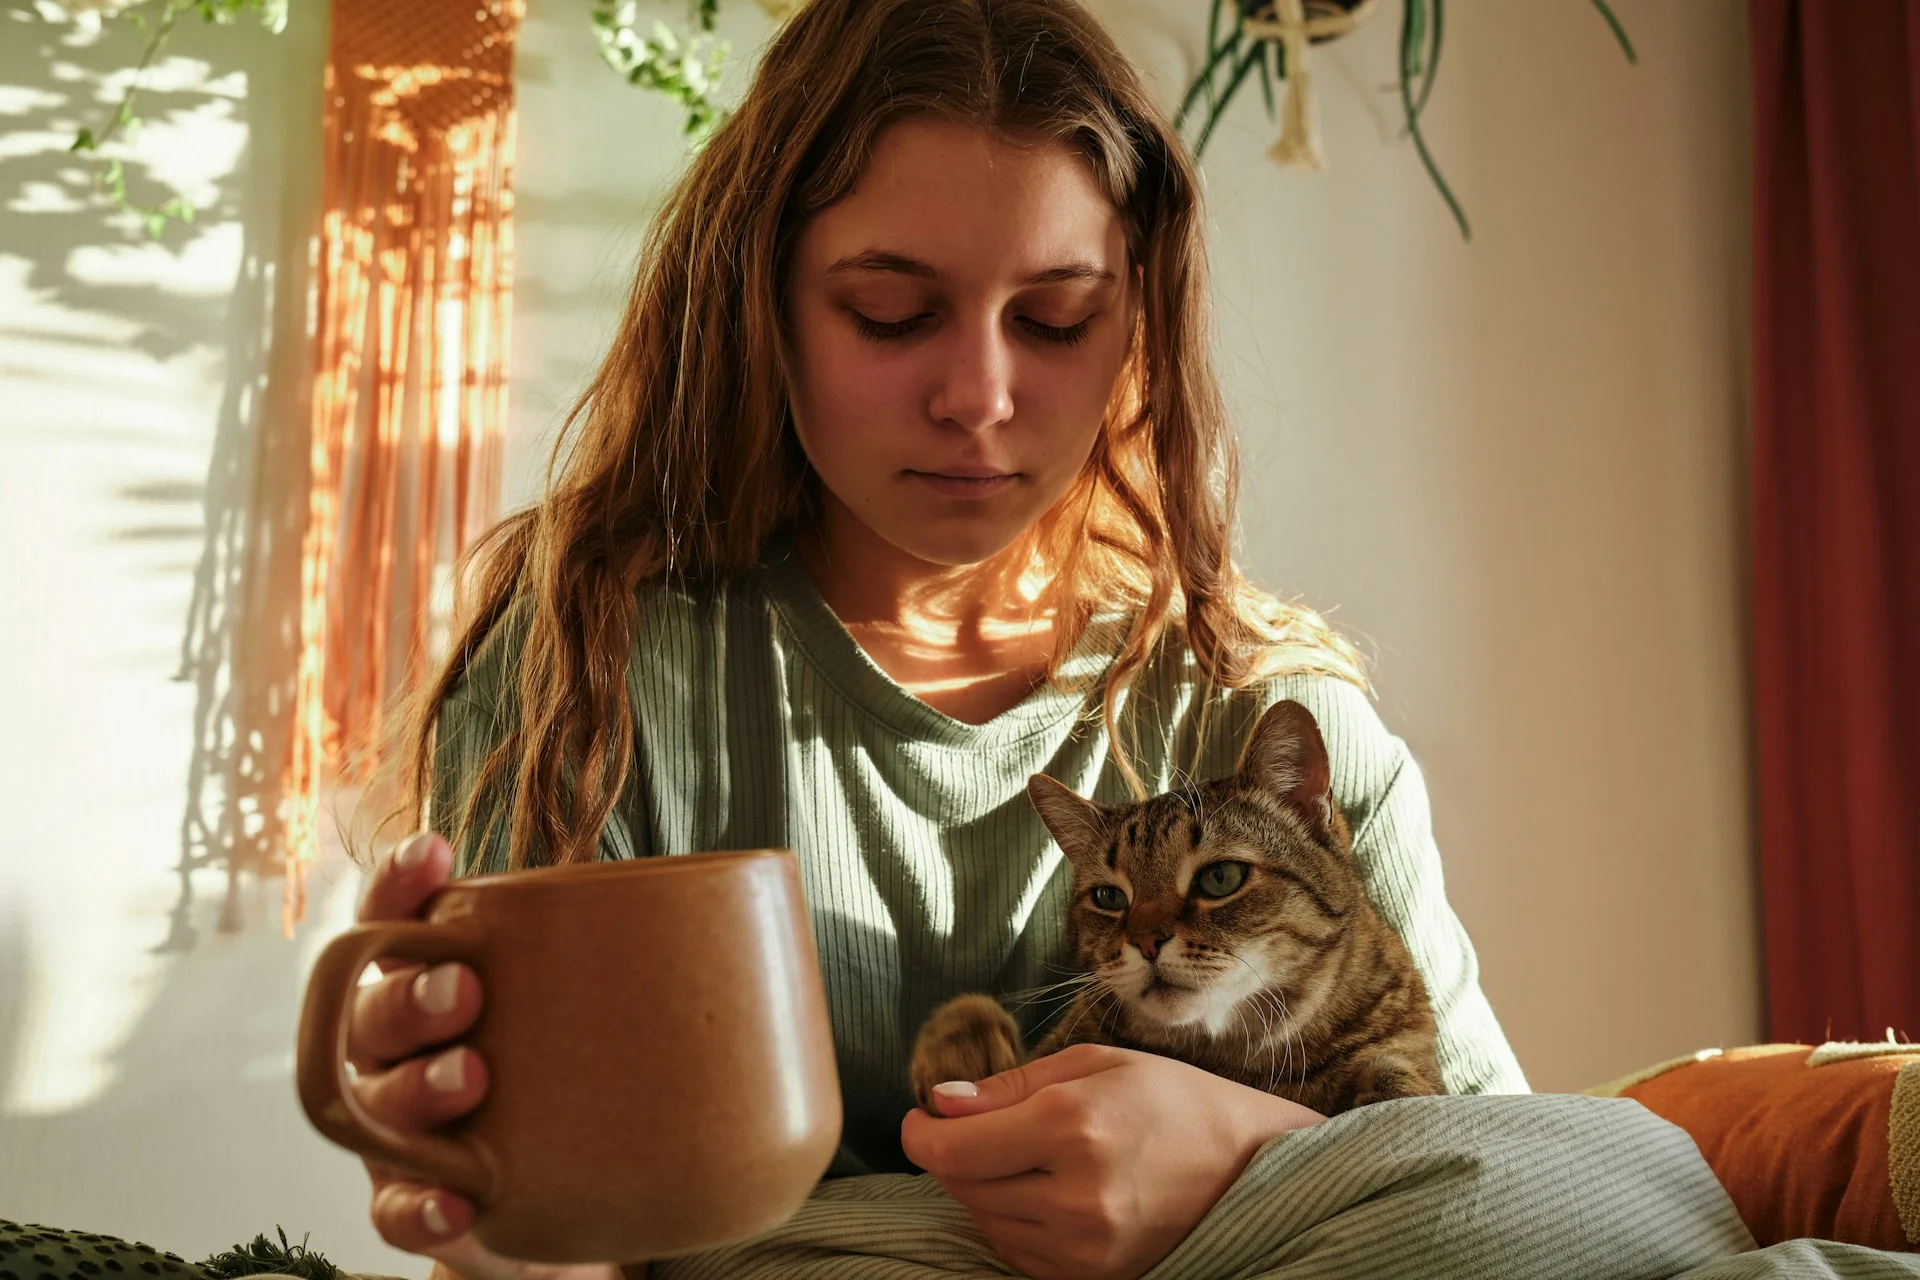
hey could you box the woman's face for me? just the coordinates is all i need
[784,116,1137,569]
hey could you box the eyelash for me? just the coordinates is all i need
[851,313,1093,348]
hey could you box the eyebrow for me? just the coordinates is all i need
[825,249,1117,286]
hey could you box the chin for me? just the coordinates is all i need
[1132,979,1212,1029]
[879,518,1028,569]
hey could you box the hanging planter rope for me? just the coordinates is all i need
[1176,0,1638,242]
[1240,0,1380,172]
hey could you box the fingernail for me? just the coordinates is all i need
[933,1080,979,1100]
[396,832,437,871]
[413,964,460,1017]
[421,1195,451,1236]
[425,1048,466,1094]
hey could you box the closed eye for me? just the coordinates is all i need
[852,312,929,341]
[851,312,1093,347]
[1020,317,1092,346]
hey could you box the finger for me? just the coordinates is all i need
[902,1093,1073,1181]
[359,831,454,926]
[370,1178,475,1257]
[353,1045,490,1133]
[348,962,484,1070]
[926,1042,1129,1119]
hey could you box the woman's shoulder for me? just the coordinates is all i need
[444,571,766,714]
[1136,631,1405,831]
[443,594,532,722]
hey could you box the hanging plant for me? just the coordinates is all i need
[58,0,288,240]
[591,0,731,141]
[1176,0,1637,241]
[591,0,804,141]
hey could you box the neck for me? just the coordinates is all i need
[794,497,1049,645]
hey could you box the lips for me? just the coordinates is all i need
[907,470,1018,498]
[908,465,1016,480]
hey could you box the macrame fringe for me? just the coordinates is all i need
[284,0,520,932]
[1271,60,1324,170]
[1243,0,1379,172]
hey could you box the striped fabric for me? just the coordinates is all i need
[436,538,1528,1176]
[650,1095,1920,1280]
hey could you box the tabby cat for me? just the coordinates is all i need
[909,698,1443,1117]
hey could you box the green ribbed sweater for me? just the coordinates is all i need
[433,538,1529,1176]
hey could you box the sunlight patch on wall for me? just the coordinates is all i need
[66,221,243,297]
[1,912,171,1116]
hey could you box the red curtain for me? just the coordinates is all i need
[1749,0,1920,1044]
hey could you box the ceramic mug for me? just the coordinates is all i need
[296,848,842,1263]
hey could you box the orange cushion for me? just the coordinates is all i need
[1613,1044,1919,1252]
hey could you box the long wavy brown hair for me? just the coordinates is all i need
[388,0,1364,872]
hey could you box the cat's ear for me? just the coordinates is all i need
[1238,699,1335,838]
[1027,773,1109,864]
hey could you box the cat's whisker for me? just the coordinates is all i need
[1059,982,1120,1046]
[1036,959,1091,978]
[1222,946,1294,1097]
[1009,972,1097,995]
[1001,974,1098,1010]
[1253,991,1281,1095]
[1096,988,1126,1041]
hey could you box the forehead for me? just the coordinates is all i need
[795,115,1127,281]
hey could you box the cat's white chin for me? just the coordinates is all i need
[1132,978,1218,1029]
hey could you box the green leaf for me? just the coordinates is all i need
[1175,29,1242,131]
[1405,0,1427,79]
[1399,0,1469,240]
[1203,0,1225,116]
[1411,0,1444,124]
[71,128,96,153]
[1257,38,1275,121]
[1589,0,1638,65]
[1191,41,1265,162]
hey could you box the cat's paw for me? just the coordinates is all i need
[909,993,1025,1113]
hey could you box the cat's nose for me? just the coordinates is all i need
[1132,931,1172,961]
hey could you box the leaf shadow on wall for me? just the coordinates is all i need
[0,5,326,948]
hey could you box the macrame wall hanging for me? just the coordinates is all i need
[284,0,523,930]
[1239,0,1379,171]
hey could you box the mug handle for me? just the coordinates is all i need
[297,919,497,1204]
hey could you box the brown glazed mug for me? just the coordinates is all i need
[296,848,842,1264]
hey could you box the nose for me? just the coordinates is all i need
[927,315,1014,434]
[1131,931,1172,962]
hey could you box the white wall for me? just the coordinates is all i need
[0,0,1752,1272]
[1167,1,1759,1093]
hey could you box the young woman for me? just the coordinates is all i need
[345,1,1527,1277]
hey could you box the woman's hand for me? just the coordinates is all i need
[348,832,626,1280]
[899,1043,1324,1280]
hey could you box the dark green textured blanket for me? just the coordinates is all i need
[0,1221,354,1280]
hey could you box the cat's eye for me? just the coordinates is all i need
[1192,861,1249,899]
[1088,884,1128,912]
